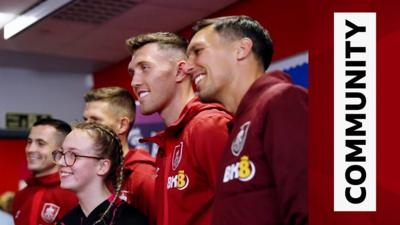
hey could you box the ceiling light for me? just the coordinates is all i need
[3,0,73,40]
[0,12,16,28]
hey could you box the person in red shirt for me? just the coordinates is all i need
[126,32,232,225]
[83,87,157,219]
[12,118,78,225]
[185,16,308,225]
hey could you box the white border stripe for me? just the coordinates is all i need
[334,12,376,212]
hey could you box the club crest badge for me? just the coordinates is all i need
[231,121,251,156]
[41,203,60,223]
[172,142,183,171]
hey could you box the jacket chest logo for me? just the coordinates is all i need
[167,170,190,190]
[231,121,251,156]
[41,203,60,223]
[172,141,183,171]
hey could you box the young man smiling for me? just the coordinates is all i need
[127,32,232,225]
[12,118,78,225]
[185,16,308,225]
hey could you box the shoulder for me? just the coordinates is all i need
[117,202,148,225]
[57,206,80,225]
[249,81,308,114]
[265,84,308,108]
[189,108,232,131]
[260,78,306,99]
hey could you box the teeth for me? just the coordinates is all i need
[60,171,72,177]
[194,75,205,86]
[28,155,41,160]
[139,92,149,98]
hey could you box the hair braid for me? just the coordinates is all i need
[73,122,125,225]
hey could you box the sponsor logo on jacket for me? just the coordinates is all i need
[223,155,256,183]
[167,170,189,190]
[41,203,60,223]
[231,121,251,156]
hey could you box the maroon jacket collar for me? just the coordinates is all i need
[142,97,229,147]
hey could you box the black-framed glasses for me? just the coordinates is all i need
[52,150,103,167]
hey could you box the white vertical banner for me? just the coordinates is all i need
[334,12,376,211]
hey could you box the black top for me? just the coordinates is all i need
[57,197,148,225]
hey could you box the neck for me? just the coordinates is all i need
[222,62,264,114]
[77,183,111,216]
[119,135,129,156]
[160,82,195,126]
[34,164,58,177]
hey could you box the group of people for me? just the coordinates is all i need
[11,15,308,225]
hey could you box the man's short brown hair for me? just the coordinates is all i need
[126,32,188,55]
[192,15,273,70]
[84,86,136,123]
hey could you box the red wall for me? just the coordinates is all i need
[93,0,307,88]
[0,139,27,194]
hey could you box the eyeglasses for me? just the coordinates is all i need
[52,150,103,167]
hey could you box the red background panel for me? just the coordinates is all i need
[309,0,400,224]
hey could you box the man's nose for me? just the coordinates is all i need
[130,76,141,100]
[26,144,36,152]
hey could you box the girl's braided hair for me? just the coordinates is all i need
[73,122,124,225]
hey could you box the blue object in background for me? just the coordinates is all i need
[284,63,308,88]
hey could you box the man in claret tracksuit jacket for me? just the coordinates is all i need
[186,16,308,225]
[83,87,157,220]
[126,32,232,225]
[13,118,78,225]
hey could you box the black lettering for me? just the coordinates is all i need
[346,92,366,110]
[346,114,366,136]
[346,70,366,88]
[346,61,366,67]
[345,20,366,39]
[346,140,366,162]
[346,41,366,58]
[345,165,366,185]
[345,187,366,204]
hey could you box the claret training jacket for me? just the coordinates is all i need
[143,97,232,225]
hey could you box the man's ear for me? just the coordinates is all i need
[236,37,253,61]
[176,60,187,83]
[116,116,131,136]
[97,159,111,176]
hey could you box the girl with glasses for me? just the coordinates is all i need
[54,122,148,225]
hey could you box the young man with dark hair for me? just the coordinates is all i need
[83,86,157,219]
[127,32,232,225]
[12,118,78,225]
[186,15,308,225]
